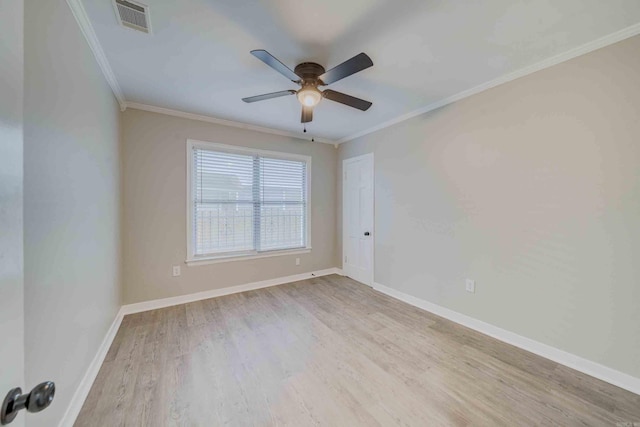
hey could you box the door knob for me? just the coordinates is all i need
[1,381,55,425]
[364,231,370,236]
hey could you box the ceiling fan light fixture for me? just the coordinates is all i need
[297,87,322,107]
[244,50,373,124]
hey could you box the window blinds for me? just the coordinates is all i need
[259,157,307,251]
[192,147,307,257]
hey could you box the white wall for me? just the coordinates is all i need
[338,35,640,379]
[121,109,338,304]
[24,0,122,425]
[0,1,25,426]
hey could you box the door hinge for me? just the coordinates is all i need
[344,255,347,263]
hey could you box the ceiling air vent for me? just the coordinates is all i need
[113,0,151,33]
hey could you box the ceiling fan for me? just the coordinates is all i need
[242,50,373,125]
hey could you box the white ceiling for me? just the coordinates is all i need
[82,0,640,141]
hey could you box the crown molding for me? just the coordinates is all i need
[123,102,336,144]
[337,22,640,144]
[66,0,127,110]
[63,0,640,144]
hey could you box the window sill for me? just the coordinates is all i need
[186,247,311,266]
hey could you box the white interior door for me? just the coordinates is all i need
[343,154,374,286]
[1,0,25,425]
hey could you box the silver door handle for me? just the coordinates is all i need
[1,382,55,425]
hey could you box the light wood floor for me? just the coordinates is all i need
[76,275,640,426]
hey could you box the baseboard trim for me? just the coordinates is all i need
[58,311,124,427]
[60,267,342,425]
[372,281,640,396]
[121,268,342,315]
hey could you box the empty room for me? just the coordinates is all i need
[2,0,640,425]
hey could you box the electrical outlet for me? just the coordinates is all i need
[465,279,475,293]
[295,257,300,266]
[172,266,181,277]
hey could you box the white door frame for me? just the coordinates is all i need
[342,153,374,286]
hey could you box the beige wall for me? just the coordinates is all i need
[338,35,640,378]
[24,0,122,425]
[121,109,337,304]
[0,1,25,426]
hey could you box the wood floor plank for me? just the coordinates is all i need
[75,275,640,426]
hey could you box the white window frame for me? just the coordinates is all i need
[185,139,312,266]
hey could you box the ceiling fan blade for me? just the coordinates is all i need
[322,90,372,111]
[250,50,300,82]
[301,106,313,123]
[318,53,373,85]
[242,90,296,103]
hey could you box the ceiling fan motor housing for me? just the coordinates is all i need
[294,62,326,85]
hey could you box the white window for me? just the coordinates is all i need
[186,140,311,264]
